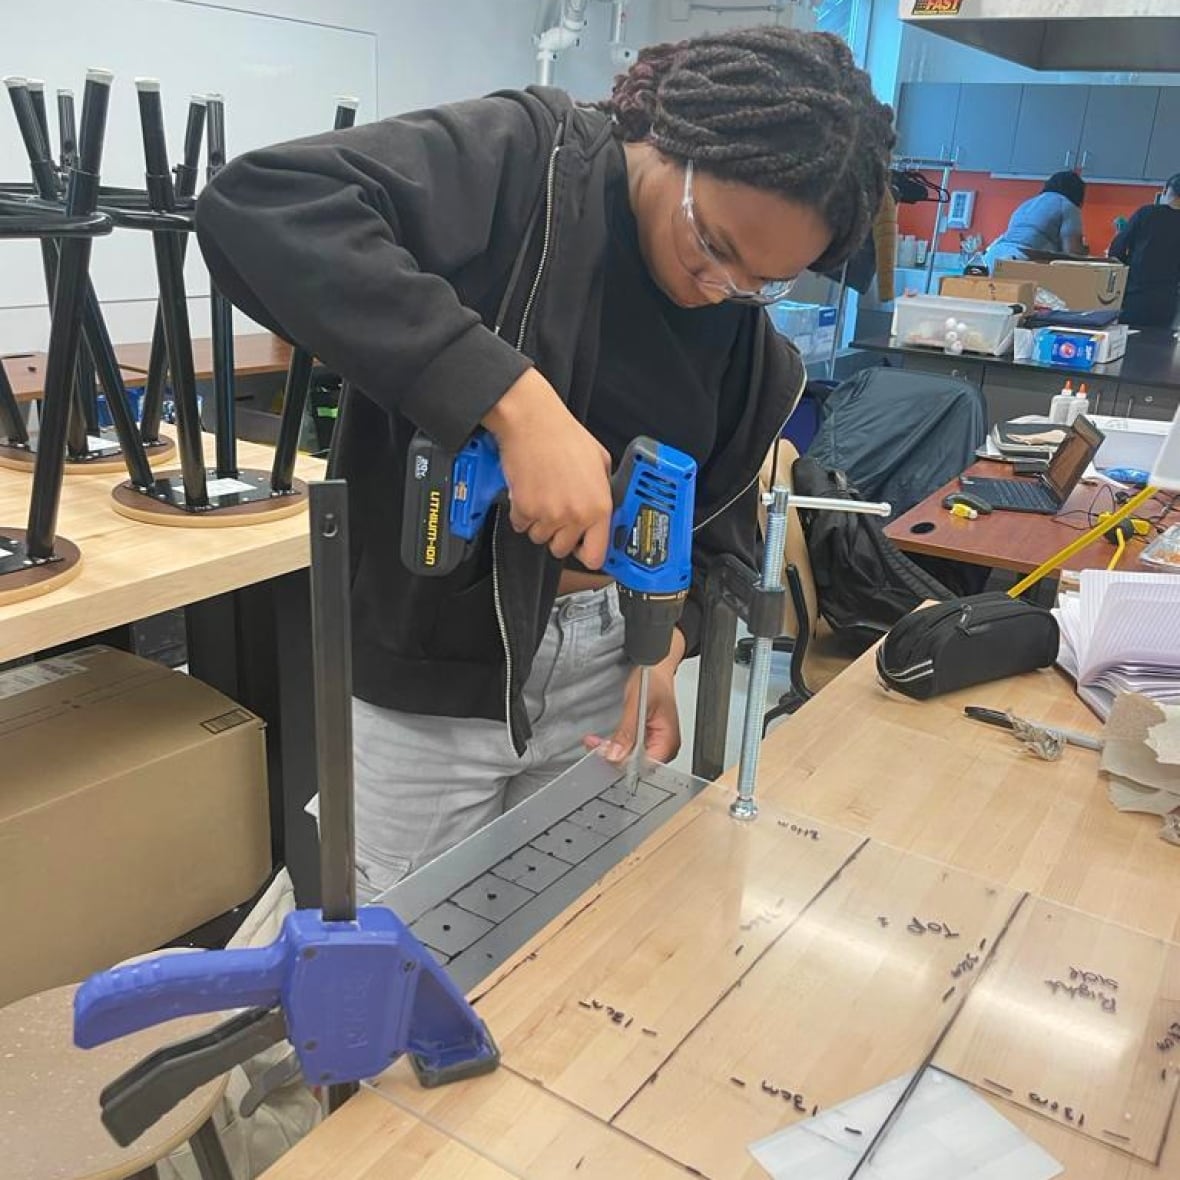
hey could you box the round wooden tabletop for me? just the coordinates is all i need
[111,470,309,529]
[0,435,176,476]
[0,531,83,607]
[0,975,230,1180]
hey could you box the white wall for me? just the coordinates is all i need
[644,0,816,43]
[0,0,635,354]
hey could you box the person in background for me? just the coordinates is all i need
[1110,173,1180,329]
[984,171,1086,269]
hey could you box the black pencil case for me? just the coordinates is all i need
[875,593,1060,701]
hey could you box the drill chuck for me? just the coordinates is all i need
[618,586,687,667]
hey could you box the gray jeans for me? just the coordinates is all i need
[350,584,629,903]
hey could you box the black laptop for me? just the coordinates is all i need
[960,415,1106,515]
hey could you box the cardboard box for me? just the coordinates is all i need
[0,647,270,1005]
[939,275,1037,309]
[994,259,1127,310]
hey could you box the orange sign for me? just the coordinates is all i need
[912,0,963,13]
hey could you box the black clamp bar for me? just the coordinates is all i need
[712,553,787,641]
[269,97,358,494]
[309,479,360,1112]
[690,553,811,784]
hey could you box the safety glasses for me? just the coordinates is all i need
[678,160,797,306]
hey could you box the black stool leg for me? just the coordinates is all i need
[140,95,206,446]
[0,361,28,445]
[26,69,114,560]
[189,1116,234,1180]
[270,349,313,493]
[136,80,207,507]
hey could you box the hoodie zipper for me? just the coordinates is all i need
[492,135,562,753]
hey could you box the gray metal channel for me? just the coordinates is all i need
[375,754,709,992]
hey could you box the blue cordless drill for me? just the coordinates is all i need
[403,430,697,782]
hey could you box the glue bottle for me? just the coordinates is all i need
[1066,382,1090,424]
[1049,379,1074,424]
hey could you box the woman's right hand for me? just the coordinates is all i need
[482,367,614,568]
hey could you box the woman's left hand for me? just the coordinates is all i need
[584,630,686,765]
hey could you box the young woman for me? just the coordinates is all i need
[985,171,1087,268]
[197,27,894,900]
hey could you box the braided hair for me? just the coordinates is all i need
[601,28,895,272]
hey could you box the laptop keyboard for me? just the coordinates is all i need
[966,477,1057,512]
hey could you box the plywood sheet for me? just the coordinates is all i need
[613,840,1026,1179]
[261,1088,512,1180]
[937,899,1180,1164]
[371,1064,685,1180]
[473,795,865,1121]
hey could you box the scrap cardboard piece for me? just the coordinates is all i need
[1107,776,1180,818]
[1147,705,1180,767]
[747,1069,1062,1180]
[1101,695,1180,843]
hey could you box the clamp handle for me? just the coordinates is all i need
[74,941,286,1049]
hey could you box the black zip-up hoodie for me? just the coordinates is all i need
[196,87,805,755]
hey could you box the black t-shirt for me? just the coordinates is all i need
[587,145,750,472]
[1112,204,1180,327]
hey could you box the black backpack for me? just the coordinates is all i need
[792,456,953,646]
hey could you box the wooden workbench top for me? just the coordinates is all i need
[113,333,294,381]
[886,463,1180,575]
[266,650,1180,1179]
[1,352,143,404]
[0,437,323,663]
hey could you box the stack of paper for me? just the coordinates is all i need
[1054,570,1180,719]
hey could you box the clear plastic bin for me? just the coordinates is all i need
[891,294,1019,356]
[767,301,837,361]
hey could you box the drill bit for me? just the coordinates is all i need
[625,665,649,794]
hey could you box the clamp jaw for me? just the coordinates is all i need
[74,907,500,1146]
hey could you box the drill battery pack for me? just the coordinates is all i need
[401,433,468,576]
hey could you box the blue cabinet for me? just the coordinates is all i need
[1079,87,1159,180]
[1145,88,1180,182]
[895,82,1179,182]
[951,84,1021,172]
[895,83,959,162]
[1008,85,1089,176]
